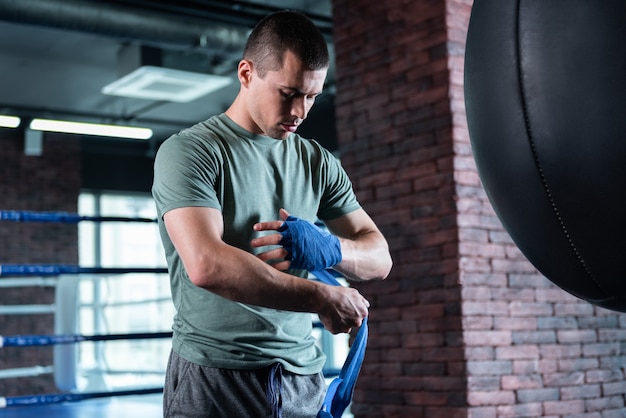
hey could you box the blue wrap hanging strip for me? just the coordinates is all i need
[312,269,368,418]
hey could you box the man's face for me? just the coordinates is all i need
[245,50,327,140]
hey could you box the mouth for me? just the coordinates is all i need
[280,122,300,133]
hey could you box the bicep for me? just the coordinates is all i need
[163,207,224,276]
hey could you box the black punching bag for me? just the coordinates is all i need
[464,0,626,312]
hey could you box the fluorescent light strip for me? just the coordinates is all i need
[29,118,153,140]
[0,115,21,128]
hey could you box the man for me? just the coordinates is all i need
[152,10,392,418]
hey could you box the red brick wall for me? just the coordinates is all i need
[333,1,466,416]
[0,130,81,396]
[333,0,626,417]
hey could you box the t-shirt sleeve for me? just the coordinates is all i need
[317,149,361,221]
[152,134,222,219]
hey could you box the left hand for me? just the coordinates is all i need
[251,209,292,270]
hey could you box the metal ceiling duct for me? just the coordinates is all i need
[0,0,250,55]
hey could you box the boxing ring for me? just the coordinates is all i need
[0,210,170,417]
[0,209,346,417]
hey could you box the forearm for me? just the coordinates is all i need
[188,242,324,313]
[334,230,392,282]
[187,242,369,334]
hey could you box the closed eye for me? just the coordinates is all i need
[280,89,321,101]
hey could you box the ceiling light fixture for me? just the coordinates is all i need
[0,115,21,128]
[29,119,153,140]
[101,65,233,103]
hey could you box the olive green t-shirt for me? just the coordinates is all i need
[152,113,360,374]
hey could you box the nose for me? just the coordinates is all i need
[291,96,310,121]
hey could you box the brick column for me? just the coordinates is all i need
[333,1,467,416]
[332,1,626,417]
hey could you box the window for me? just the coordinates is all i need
[55,192,172,391]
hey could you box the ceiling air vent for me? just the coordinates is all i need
[101,65,232,103]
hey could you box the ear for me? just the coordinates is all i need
[237,59,254,87]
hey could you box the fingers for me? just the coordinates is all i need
[255,247,288,262]
[318,287,369,334]
[251,211,292,270]
[252,220,283,232]
[320,314,364,335]
[251,236,291,270]
[255,251,291,271]
[268,259,291,271]
[253,209,291,232]
[250,233,283,248]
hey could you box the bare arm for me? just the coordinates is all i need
[163,206,369,333]
[325,208,392,282]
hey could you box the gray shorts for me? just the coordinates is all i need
[163,350,326,418]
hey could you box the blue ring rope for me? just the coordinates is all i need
[1,387,163,408]
[1,331,173,348]
[0,265,168,276]
[0,213,163,408]
[0,210,156,224]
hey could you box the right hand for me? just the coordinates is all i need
[317,284,370,334]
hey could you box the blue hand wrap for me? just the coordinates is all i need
[278,215,342,271]
[279,215,365,418]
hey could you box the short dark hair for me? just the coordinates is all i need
[243,10,329,77]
